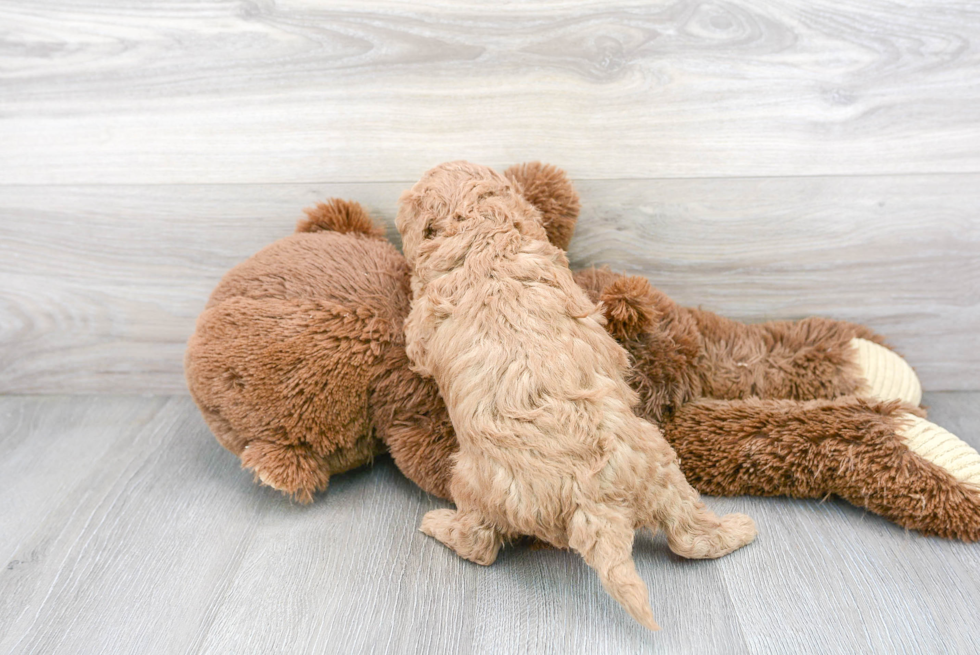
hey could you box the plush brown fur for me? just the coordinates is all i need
[296,198,387,237]
[396,161,755,630]
[186,164,578,503]
[573,266,883,421]
[186,162,980,542]
[185,202,401,502]
[664,398,980,541]
[503,162,580,251]
[580,268,980,541]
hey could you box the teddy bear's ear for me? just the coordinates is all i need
[296,198,387,239]
[599,274,661,342]
[504,162,580,251]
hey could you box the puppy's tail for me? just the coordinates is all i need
[568,506,660,631]
[296,198,387,239]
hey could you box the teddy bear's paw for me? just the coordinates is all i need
[897,414,980,487]
[849,338,922,406]
[241,440,328,504]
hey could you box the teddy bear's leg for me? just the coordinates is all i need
[567,503,660,631]
[234,425,384,504]
[419,508,503,566]
[661,396,980,541]
[894,414,980,487]
[848,336,922,405]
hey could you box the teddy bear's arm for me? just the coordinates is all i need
[597,275,662,342]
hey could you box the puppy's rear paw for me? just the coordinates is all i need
[717,512,758,552]
[667,511,757,559]
[420,508,502,565]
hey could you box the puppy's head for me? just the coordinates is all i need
[396,161,547,267]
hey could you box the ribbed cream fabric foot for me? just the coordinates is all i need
[897,414,980,486]
[849,338,922,405]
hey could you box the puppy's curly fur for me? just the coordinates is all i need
[397,162,757,630]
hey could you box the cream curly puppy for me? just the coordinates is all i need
[397,161,757,630]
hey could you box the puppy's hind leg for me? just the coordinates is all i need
[420,508,503,566]
[568,506,660,631]
[649,464,757,560]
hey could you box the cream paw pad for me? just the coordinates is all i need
[850,338,922,406]
[897,414,980,487]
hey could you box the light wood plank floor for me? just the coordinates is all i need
[1,392,979,654]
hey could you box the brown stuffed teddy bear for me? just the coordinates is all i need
[185,163,980,541]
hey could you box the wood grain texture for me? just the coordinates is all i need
[1,176,977,394]
[2,1,980,184]
[717,391,980,654]
[1,393,978,654]
[3,2,978,651]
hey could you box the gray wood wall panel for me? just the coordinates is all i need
[1,393,978,654]
[2,177,977,394]
[2,1,980,184]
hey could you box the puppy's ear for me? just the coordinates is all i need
[599,274,660,342]
[504,162,579,251]
[297,199,386,238]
